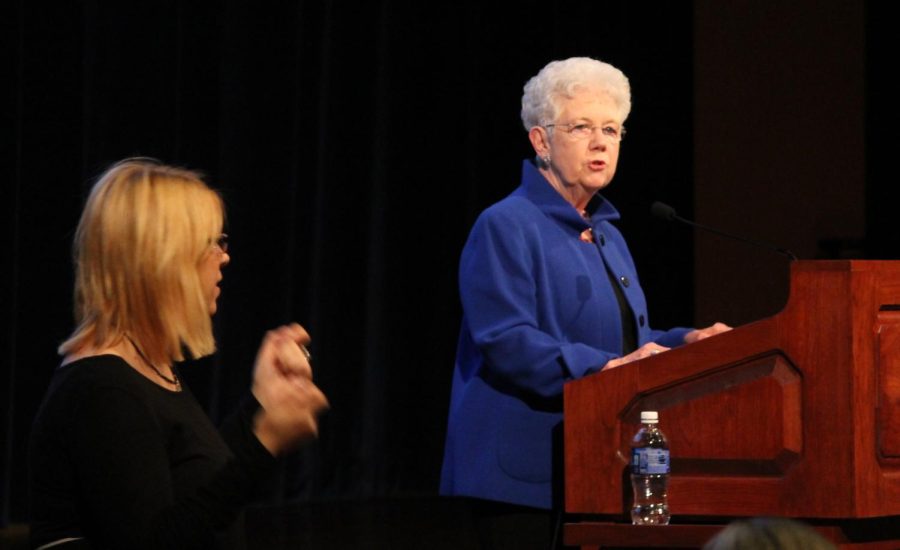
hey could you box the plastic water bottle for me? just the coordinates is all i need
[630,410,670,525]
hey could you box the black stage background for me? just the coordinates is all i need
[2,1,897,547]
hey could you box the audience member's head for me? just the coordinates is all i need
[703,517,837,550]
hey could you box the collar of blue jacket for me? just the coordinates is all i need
[513,159,621,235]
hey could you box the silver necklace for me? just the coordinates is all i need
[125,334,180,387]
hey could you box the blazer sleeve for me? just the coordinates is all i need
[459,210,618,400]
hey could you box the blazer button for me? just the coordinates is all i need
[639,314,645,327]
[620,276,630,287]
[599,234,606,246]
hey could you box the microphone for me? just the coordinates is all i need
[651,201,798,261]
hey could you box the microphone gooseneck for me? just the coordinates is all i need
[651,201,798,261]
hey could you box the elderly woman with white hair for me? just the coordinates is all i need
[440,57,729,548]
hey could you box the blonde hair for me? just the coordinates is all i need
[59,158,225,365]
[521,57,631,130]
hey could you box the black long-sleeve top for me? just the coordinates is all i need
[28,355,278,549]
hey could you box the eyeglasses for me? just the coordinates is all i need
[212,233,229,254]
[544,122,626,142]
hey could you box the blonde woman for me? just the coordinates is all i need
[28,159,328,549]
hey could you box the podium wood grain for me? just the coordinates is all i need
[563,261,900,548]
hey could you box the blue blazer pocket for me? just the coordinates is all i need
[496,406,559,483]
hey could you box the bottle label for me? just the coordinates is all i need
[632,447,670,475]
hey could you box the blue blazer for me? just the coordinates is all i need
[440,160,690,509]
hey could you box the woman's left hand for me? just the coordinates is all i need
[684,322,731,344]
[251,323,329,455]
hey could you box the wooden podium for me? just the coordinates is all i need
[562,260,900,549]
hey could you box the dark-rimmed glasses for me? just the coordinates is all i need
[212,233,229,254]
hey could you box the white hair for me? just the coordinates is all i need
[521,57,632,130]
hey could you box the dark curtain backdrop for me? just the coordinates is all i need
[866,5,900,258]
[2,1,697,525]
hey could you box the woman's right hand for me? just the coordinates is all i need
[601,342,670,371]
[251,323,329,456]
